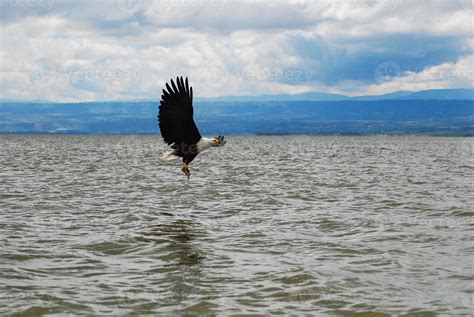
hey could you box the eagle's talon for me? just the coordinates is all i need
[181,164,191,178]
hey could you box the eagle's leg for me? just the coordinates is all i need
[181,163,191,179]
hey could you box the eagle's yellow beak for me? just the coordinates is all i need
[214,135,226,147]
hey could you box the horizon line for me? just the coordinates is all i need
[1,87,472,104]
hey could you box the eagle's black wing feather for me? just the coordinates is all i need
[158,77,201,146]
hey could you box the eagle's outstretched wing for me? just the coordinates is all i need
[158,77,201,146]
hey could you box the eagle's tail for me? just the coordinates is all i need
[162,150,178,160]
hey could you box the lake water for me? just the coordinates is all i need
[0,135,473,316]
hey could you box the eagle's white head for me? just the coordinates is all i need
[197,135,226,153]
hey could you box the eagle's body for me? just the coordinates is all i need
[158,77,225,178]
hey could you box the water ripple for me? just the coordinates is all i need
[0,135,472,315]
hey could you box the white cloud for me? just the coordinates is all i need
[360,55,474,95]
[0,0,472,101]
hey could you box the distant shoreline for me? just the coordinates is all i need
[2,99,472,136]
[1,132,473,137]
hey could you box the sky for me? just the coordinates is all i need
[0,0,472,102]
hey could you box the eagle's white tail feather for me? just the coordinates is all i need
[162,150,179,160]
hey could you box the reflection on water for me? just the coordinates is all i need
[142,219,205,307]
[0,135,472,316]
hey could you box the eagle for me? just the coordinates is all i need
[158,76,226,179]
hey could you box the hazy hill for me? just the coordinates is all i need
[195,88,474,102]
[0,99,472,135]
[396,89,474,100]
[196,92,350,102]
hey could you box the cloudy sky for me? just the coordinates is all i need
[0,0,472,101]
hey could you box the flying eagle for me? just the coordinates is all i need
[158,77,226,178]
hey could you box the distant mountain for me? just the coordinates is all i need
[397,89,474,100]
[352,91,414,101]
[2,88,472,104]
[0,99,472,135]
[0,98,50,103]
[194,88,474,102]
[196,92,350,102]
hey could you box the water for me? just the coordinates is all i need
[1,135,472,316]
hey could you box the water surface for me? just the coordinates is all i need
[0,135,472,316]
